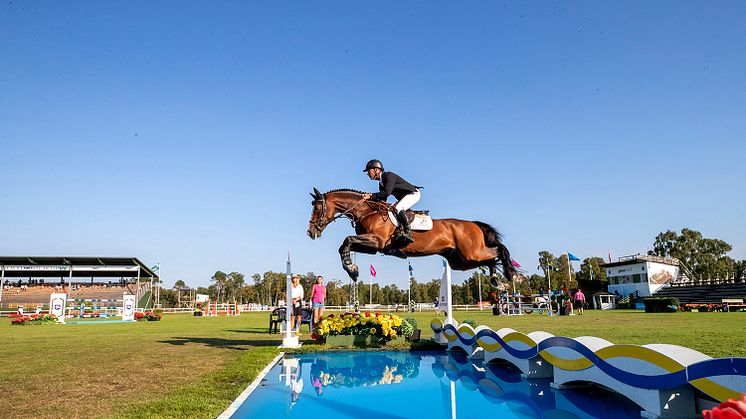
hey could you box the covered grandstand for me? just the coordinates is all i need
[0,256,159,310]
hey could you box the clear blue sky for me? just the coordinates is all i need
[2,2,745,289]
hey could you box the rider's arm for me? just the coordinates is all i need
[371,172,394,200]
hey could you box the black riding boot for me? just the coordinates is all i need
[396,210,414,245]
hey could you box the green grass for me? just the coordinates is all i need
[0,309,743,418]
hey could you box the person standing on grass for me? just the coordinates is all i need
[289,274,305,335]
[574,288,586,315]
[311,275,326,325]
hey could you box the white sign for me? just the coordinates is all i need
[122,294,136,321]
[4,265,69,271]
[196,293,209,303]
[49,293,67,322]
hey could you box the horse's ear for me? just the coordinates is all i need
[310,193,317,200]
[313,187,322,198]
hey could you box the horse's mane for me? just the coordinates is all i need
[325,188,366,195]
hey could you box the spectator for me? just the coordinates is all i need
[289,274,304,335]
[574,288,586,315]
[563,288,573,315]
[311,275,326,325]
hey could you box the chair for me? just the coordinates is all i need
[268,307,286,333]
[268,307,314,334]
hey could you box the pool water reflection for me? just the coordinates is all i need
[232,350,643,418]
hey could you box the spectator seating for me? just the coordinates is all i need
[653,282,746,303]
[268,307,313,334]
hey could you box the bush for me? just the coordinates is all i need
[643,297,680,313]
[399,319,414,337]
[463,319,477,328]
[405,317,417,329]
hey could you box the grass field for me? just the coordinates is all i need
[1,309,744,418]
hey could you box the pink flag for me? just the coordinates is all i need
[608,251,612,263]
[511,259,521,268]
[370,264,376,277]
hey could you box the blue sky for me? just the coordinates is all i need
[2,2,745,289]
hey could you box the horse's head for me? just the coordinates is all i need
[307,187,333,239]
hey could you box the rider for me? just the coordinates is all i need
[362,159,420,245]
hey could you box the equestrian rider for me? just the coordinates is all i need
[361,159,420,245]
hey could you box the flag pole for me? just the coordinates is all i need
[547,258,553,317]
[445,261,453,324]
[567,253,572,288]
[407,267,411,312]
[280,251,300,348]
[286,252,292,341]
[478,271,482,311]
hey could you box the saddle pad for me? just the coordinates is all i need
[388,211,433,231]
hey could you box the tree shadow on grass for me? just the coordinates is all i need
[158,336,280,350]
[226,328,271,334]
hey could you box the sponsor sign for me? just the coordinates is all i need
[122,294,136,321]
[49,293,67,322]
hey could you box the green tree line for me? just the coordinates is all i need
[155,227,743,307]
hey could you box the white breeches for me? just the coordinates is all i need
[394,190,421,212]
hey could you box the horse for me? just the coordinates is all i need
[306,188,516,286]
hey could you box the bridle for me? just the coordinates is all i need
[311,193,368,231]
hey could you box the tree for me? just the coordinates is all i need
[649,228,737,279]
[173,279,186,289]
[537,251,575,290]
[211,271,228,302]
[226,272,245,302]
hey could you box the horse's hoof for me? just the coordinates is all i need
[344,263,359,281]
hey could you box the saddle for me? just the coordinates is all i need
[387,208,433,231]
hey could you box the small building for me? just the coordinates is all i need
[592,291,616,310]
[603,255,679,298]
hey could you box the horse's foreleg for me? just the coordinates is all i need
[339,236,359,281]
[339,234,385,281]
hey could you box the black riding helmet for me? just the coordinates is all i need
[363,159,384,172]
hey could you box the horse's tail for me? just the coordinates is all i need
[473,221,516,280]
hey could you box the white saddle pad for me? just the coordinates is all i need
[388,211,433,231]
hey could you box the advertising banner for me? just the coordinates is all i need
[122,294,136,321]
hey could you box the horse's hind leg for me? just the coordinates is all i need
[339,234,385,281]
[488,262,502,287]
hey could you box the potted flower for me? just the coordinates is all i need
[313,312,413,347]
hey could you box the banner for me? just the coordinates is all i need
[122,294,136,321]
[49,293,67,322]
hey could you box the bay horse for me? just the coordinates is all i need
[306,188,516,286]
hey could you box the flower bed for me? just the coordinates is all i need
[313,312,413,346]
[135,310,163,321]
[10,313,58,325]
[680,303,726,312]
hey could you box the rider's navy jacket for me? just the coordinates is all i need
[371,171,419,201]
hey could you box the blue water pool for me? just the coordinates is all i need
[231,350,643,418]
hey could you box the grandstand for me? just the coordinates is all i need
[0,256,158,310]
[653,280,746,304]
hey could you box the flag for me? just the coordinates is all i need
[408,262,414,278]
[547,261,560,272]
[442,259,447,268]
[608,250,612,263]
[511,259,521,268]
[151,263,160,272]
[479,266,488,274]
[568,253,580,262]
[370,264,376,278]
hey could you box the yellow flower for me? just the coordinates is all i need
[370,327,377,334]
